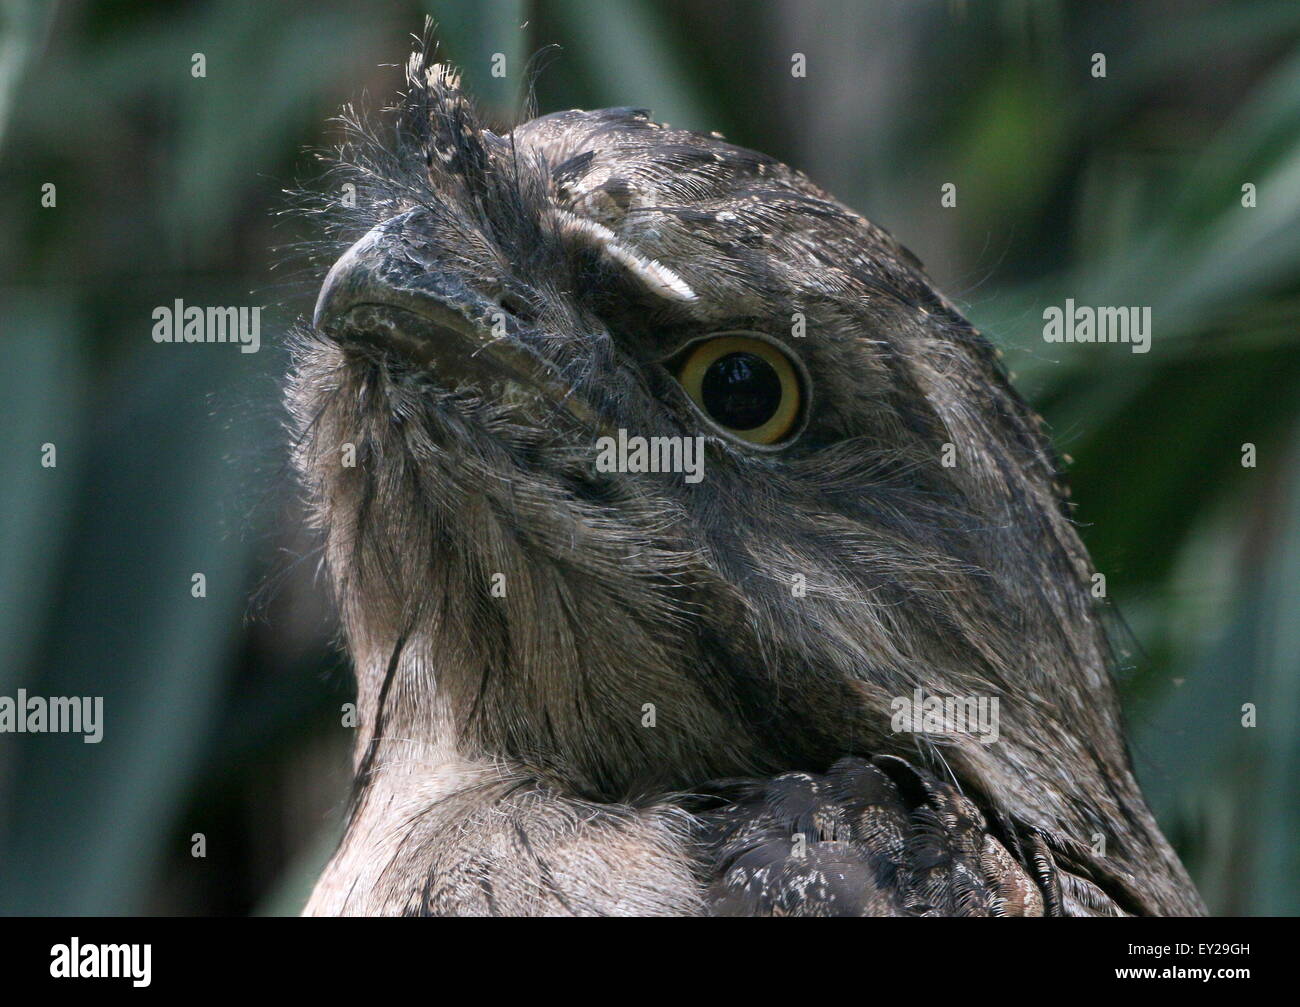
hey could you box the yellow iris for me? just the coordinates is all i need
[676,335,802,445]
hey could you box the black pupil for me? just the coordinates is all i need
[700,351,783,430]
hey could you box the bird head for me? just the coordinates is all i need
[289,41,1197,914]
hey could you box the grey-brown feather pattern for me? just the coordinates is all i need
[700,756,1045,916]
[291,29,1204,917]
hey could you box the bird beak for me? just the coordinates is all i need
[313,208,602,430]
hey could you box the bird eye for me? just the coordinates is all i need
[674,335,803,445]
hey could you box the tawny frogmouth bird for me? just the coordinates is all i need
[291,39,1204,917]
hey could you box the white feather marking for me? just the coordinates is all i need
[548,208,696,302]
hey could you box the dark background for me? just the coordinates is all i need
[1,0,1297,915]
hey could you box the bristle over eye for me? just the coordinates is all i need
[547,208,696,302]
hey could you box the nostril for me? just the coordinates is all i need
[491,287,537,325]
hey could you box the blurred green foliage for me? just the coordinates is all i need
[1,0,1296,915]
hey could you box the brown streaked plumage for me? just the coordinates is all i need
[290,31,1204,917]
